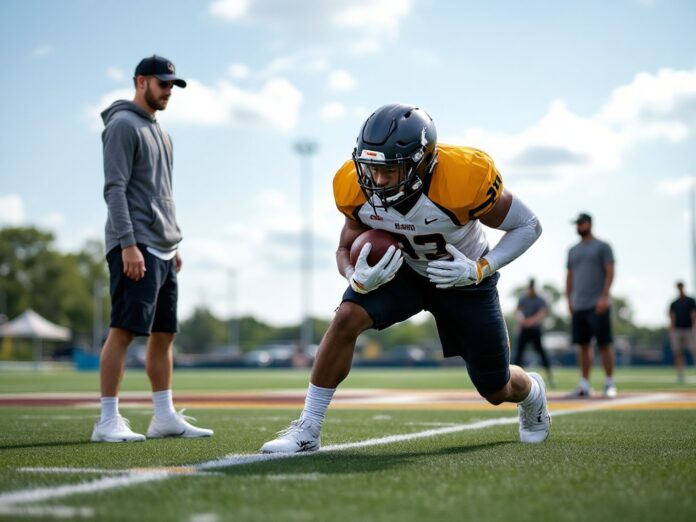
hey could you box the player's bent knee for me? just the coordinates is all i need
[480,382,511,406]
[332,301,373,336]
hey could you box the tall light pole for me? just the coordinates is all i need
[691,178,696,291]
[294,140,319,352]
[227,269,239,350]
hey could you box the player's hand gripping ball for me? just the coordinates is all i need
[348,230,403,294]
[349,229,400,266]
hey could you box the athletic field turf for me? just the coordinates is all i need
[0,367,694,521]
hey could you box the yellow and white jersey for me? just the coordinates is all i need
[333,144,503,277]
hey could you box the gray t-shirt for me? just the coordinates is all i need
[567,238,614,310]
[517,294,547,329]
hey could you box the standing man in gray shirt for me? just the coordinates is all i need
[566,213,616,398]
[514,279,554,388]
[92,55,212,442]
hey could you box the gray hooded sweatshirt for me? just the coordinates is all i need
[101,100,182,253]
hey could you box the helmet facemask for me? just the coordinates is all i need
[353,147,429,211]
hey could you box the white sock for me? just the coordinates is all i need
[300,383,336,427]
[580,377,590,390]
[100,397,119,422]
[605,376,614,387]
[152,390,176,418]
[520,375,541,408]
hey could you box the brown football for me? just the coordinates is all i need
[349,229,400,266]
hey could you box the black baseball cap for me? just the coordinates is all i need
[134,55,187,88]
[572,212,592,225]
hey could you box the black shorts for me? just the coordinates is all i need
[571,307,612,346]
[107,245,178,336]
[343,265,510,394]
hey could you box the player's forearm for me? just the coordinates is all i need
[336,247,354,281]
[482,196,541,272]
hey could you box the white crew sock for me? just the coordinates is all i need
[100,397,119,422]
[520,375,541,408]
[300,383,336,427]
[152,389,177,419]
[580,377,590,390]
[605,376,614,388]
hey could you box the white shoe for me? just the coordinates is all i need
[567,385,592,398]
[91,415,145,443]
[519,372,551,444]
[147,409,213,438]
[260,417,321,453]
[603,384,617,398]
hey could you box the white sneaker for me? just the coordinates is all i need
[603,384,617,398]
[147,409,213,438]
[260,417,321,453]
[91,415,145,443]
[567,385,592,398]
[518,372,551,444]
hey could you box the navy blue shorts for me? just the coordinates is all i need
[343,265,510,394]
[107,245,178,336]
[571,307,612,346]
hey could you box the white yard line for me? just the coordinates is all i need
[0,472,170,506]
[5,393,672,516]
[0,505,94,518]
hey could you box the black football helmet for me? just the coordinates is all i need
[353,103,437,210]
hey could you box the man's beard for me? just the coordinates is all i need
[144,86,168,111]
[578,229,590,238]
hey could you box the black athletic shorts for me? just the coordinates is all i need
[571,307,612,346]
[342,265,510,394]
[107,244,178,336]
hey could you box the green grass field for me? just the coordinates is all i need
[1,367,695,521]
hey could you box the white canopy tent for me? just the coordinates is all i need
[0,309,71,360]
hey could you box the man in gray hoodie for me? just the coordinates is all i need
[92,55,212,442]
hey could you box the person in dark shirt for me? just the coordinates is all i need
[669,281,696,383]
[514,279,554,387]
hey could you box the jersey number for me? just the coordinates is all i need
[391,233,448,260]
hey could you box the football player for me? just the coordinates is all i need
[262,104,549,453]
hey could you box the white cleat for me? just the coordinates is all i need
[147,409,213,438]
[519,372,551,444]
[261,417,321,454]
[603,384,617,399]
[91,415,145,443]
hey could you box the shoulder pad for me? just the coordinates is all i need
[333,160,366,220]
[426,144,503,224]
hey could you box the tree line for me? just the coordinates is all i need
[0,226,667,356]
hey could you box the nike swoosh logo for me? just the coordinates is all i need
[425,217,438,224]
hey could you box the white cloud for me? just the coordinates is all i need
[327,70,356,92]
[207,0,414,54]
[320,102,347,121]
[452,68,696,193]
[85,77,302,132]
[31,45,54,58]
[0,195,25,225]
[105,67,125,82]
[227,63,250,80]
[657,176,696,196]
[331,0,412,35]
[39,212,65,229]
[209,0,250,21]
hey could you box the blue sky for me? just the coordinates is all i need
[1,0,695,328]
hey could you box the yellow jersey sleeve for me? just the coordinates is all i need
[426,144,503,224]
[333,160,367,220]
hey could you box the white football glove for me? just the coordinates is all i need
[426,244,493,289]
[349,243,403,294]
